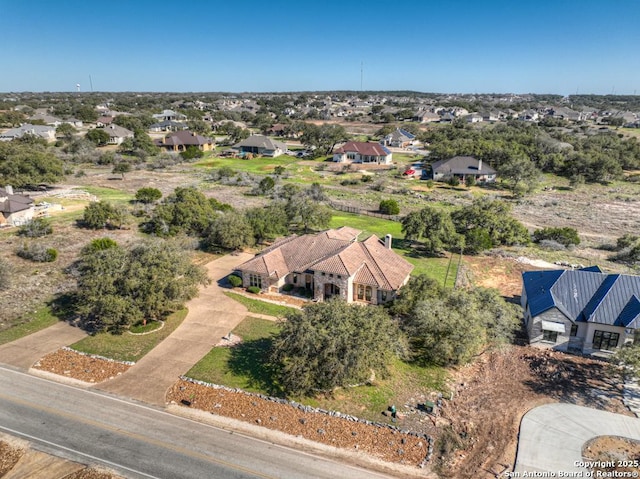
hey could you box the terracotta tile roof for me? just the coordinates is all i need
[238,229,413,291]
[334,141,391,157]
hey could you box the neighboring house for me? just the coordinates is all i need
[381,128,416,148]
[152,109,187,122]
[148,120,189,132]
[155,130,214,152]
[426,156,497,183]
[96,116,114,127]
[465,113,483,123]
[333,141,392,164]
[103,124,134,145]
[0,186,34,226]
[0,124,56,142]
[236,227,414,304]
[413,110,441,123]
[28,113,64,127]
[233,135,287,157]
[521,267,640,356]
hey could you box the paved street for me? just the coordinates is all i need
[0,365,396,479]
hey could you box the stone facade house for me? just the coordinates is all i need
[103,124,134,146]
[381,128,416,148]
[426,156,497,183]
[236,227,413,304]
[521,267,640,355]
[333,142,392,164]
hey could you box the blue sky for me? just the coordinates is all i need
[1,0,638,94]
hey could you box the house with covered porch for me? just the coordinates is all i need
[236,227,413,304]
[521,267,640,356]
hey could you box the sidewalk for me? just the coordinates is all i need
[95,252,254,406]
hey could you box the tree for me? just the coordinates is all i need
[18,218,52,238]
[56,123,76,141]
[76,240,208,333]
[81,201,127,229]
[146,187,216,237]
[300,123,348,156]
[245,203,289,243]
[0,142,64,187]
[135,187,162,204]
[389,274,443,319]
[285,196,332,232]
[85,128,111,147]
[532,227,580,247]
[257,176,275,195]
[204,213,255,251]
[379,199,400,215]
[401,206,463,254]
[112,161,132,179]
[180,146,204,161]
[271,299,402,396]
[497,154,540,196]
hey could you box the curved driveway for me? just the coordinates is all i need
[96,252,253,405]
[515,403,640,474]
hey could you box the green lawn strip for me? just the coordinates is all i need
[223,291,297,318]
[186,317,281,393]
[77,186,134,204]
[0,303,60,346]
[187,316,448,422]
[194,155,299,174]
[70,309,188,363]
[329,211,404,239]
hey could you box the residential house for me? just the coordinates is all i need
[155,130,214,152]
[0,124,56,142]
[333,141,392,164]
[28,112,63,127]
[426,156,497,183]
[521,267,640,355]
[148,120,189,133]
[236,227,414,304]
[413,110,441,123]
[96,116,115,127]
[465,113,483,123]
[233,135,287,157]
[0,186,34,226]
[152,109,187,122]
[381,128,416,148]
[103,124,134,146]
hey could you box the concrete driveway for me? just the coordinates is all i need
[96,252,253,405]
[0,322,87,370]
[514,403,640,474]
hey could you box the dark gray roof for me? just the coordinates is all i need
[233,135,286,151]
[431,156,496,176]
[0,189,34,213]
[523,269,640,328]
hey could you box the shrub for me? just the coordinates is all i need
[532,227,580,247]
[360,174,373,183]
[425,180,435,189]
[464,175,476,187]
[282,283,294,292]
[447,176,460,187]
[17,243,57,262]
[617,233,639,250]
[228,274,243,287]
[247,286,261,294]
[379,199,400,215]
[18,218,52,238]
[135,187,162,204]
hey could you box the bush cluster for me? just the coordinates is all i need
[16,243,57,262]
[227,274,243,287]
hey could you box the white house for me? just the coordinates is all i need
[333,141,392,164]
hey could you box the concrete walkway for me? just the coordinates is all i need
[0,322,87,370]
[514,403,640,474]
[95,252,254,406]
[624,378,640,417]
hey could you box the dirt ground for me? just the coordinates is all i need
[583,436,640,474]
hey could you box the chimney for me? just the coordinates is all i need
[384,234,392,250]
[5,185,13,195]
[478,159,483,171]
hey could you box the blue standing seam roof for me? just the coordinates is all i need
[398,128,416,139]
[381,145,392,155]
[522,270,564,317]
[618,295,640,328]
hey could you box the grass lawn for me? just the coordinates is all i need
[0,302,60,346]
[186,317,281,394]
[224,292,297,318]
[185,317,448,422]
[70,309,188,362]
[195,155,299,174]
[329,211,458,287]
[78,186,134,204]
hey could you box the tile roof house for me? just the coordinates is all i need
[0,124,56,142]
[148,120,189,132]
[236,227,413,304]
[427,156,497,183]
[381,128,416,148]
[333,142,392,164]
[521,267,640,355]
[0,186,34,226]
[96,116,114,127]
[233,135,287,157]
[155,130,214,152]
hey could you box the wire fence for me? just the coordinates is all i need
[327,201,402,222]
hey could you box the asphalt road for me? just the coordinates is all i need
[0,366,394,479]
